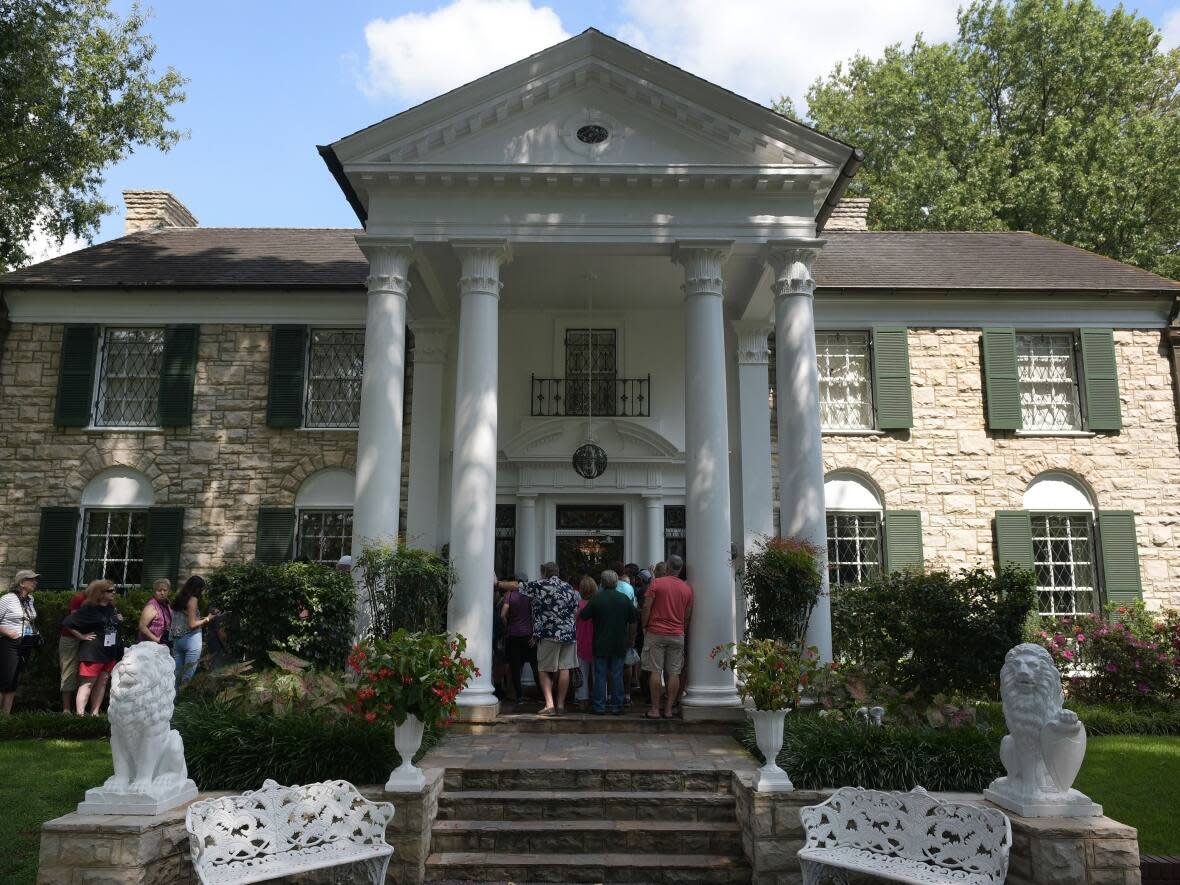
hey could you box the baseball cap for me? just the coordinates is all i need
[14,569,40,585]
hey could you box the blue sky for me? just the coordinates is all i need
[67,0,1180,249]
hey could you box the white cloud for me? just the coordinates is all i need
[1161,6,1180,50]
[360,0,570,102]
[616,0,961,112]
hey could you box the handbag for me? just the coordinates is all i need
[570,664,583,690]
[17,597,43,659]
[624,647,640,667]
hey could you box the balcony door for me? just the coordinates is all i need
[555,504,624,584]
[565,328,616,416]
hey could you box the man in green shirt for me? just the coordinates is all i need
[578,570,637,715]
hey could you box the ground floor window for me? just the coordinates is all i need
[80,509,148,587]
[1032,513,1097,616]
[663,505,686,569]
[495,505,516,580]
[826,512,882,586]
[296,509,353,566]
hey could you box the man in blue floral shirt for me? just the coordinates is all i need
[519,562,578,715]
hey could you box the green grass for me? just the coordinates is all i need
[0,739,113,885]
[1076,735,1180,855]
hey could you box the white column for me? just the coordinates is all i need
[352,239,413,635]
[447,242,510,719]
[643,494,664,569]
[405,322,449,552]
[767,239,832,662]
[673,243,742,714]
[515,494,538,581]
[732,319,774,639]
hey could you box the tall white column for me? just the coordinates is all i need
[515,494,538,581]
[673,243,742,715]
[405,322,449,552]
[767,239,832,662]
[352,239,413,635]
[447,242,510,719]
[643,494,664,570]
[732,319,774,639]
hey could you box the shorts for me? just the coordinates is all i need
[59,635,81,692]
[536,639,578,672]
[641,633,685,675]
[79,660,117,679]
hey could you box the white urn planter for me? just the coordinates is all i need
[750,708,794,792]
[385,713,427,792]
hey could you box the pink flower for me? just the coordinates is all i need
[1137,683,1150,695]
[1062,649,1074,660]
[1076,633,1085,642]
[1105,663,1118,673]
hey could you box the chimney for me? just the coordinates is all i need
[122,190,198,235]
[824,197,870,232]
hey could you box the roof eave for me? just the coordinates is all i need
[318,144,367,225]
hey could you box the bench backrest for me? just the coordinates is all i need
[185,779,395,874]
[800,786,1010,884]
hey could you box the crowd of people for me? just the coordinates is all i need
[492,555,694,718]
[0,569,225,715]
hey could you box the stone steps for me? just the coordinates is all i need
[443,766,732,793]
[425,851,751,884]
[451,712,737,735]
[436,789,738,822]
[430,818,743,854]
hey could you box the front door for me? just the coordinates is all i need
[555,504,624,584]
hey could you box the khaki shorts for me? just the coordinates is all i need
[537,639,578,672]
[59,635,80,692]
[641,633,685,675]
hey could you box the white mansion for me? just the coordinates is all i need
[2,30,1178,719]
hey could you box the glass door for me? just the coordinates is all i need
[555,505,624,584]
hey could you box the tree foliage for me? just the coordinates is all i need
[0,0,186,270]
[797,0,1180,279]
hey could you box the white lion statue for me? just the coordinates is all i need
[983,643,1100,818]
[77,643,198,816]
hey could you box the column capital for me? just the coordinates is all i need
[356,236,415,295]
[517,493,537,506]
[764,237,825,300]
[408,321,450,365]
[673,241,732,299]
[731,319,774,365]
[454,240,512,299]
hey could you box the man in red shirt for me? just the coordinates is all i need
[640,554,693,719]
[59,588,87,712]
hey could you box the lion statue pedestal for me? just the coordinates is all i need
[77,642,198,816]
[983,643,1102,819]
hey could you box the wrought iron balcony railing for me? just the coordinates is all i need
[530,375,651,418]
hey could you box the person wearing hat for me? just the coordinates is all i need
[0,570,41,714]
[335,555,353,573]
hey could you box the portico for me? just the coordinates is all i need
[324,29,859,719]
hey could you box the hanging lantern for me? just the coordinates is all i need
[572,442,608,479]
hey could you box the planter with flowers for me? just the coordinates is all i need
[346,628,478,791]
[713,638,820,792]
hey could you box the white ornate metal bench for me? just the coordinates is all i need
[798,786,1010,885]
[185,779,395,885]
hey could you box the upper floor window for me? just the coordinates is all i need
[94,328,165,428]
[816,331,873,430]
[304,329,365,428]
[1017,333,1082,431]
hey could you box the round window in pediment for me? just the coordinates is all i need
[576,124,610,145]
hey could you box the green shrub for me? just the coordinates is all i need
[173,698,437,791]
[187,651,347,716]
[355,544,451,638]
[0,711,111,740]
[742,537,822,643]
[736,714,1003,791]
[206,562,355,670]
[1065,701,1180,736]
[831,568,1036,701]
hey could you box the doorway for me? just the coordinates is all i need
[555,505,624,584]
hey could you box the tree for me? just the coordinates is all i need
[0,0,186,271]
[796,0,1180,279]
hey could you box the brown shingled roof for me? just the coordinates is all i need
[2,226,1176,292]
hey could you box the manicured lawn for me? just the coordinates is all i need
[1075,735,1180,855]
[0,739,112,885]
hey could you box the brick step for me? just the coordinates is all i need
[443,766,732,793]
[424,851,751,884]
[430,818,742,854]
[436,789,736,822]
[451,713,738,735]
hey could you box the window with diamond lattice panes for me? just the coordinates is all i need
[297,510,353,565]
[565,329,616,416]
[304,329,365,428]
[81,509,148,587]
[816,332,873,430]
[826,512,882,586]
[495,505,516,580]
[1032,514,1097,616]
[1017,333,1082,431]
[94,329,164,427]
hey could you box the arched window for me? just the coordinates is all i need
[825,472,883,586]
[1024,473,1097,617]
[295,470,354,565]
[79,467,155,586]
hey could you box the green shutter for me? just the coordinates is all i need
[994,510,1034,572]
[266,325,307,428]
[1080,329,1122,432]
[982,328,1022,430]
[54,325,98,426]
[35,508,80,587]
[256,508,296,563]
[158,326,199,427]
[1098,511,1142,603]
[883,510,924,573]
[871,327,913,429]
[143,507,184,587]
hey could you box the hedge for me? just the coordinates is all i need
[0,712,111,741]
